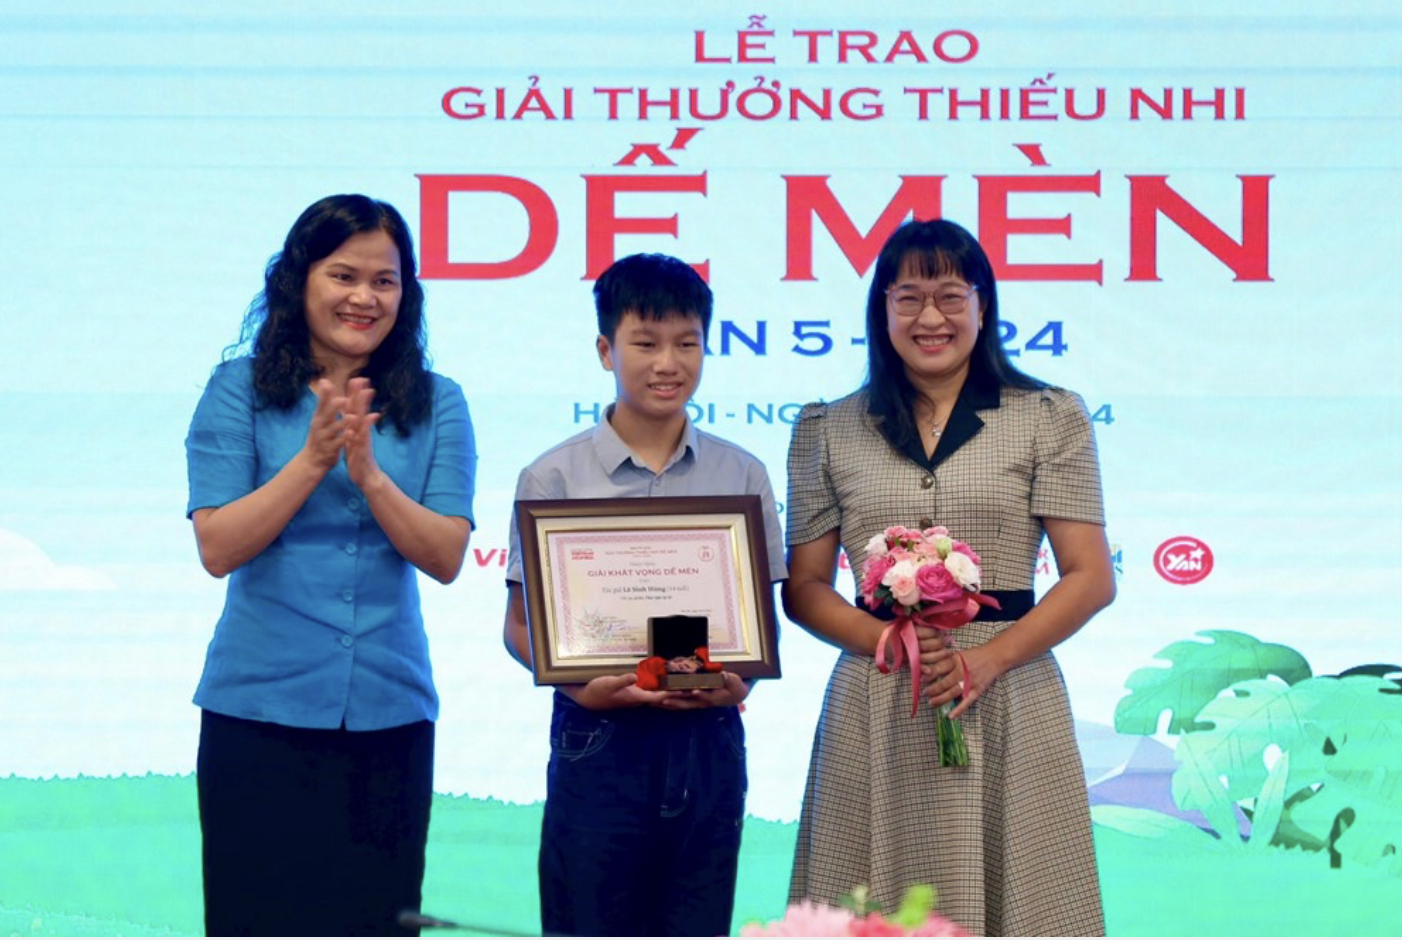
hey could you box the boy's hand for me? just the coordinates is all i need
[564,673,670,710]
[659,672,750,710]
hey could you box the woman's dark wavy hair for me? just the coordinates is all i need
[228,194,431,435]
[863,219,1044,454]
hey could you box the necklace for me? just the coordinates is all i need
[927,409,946,438]
[920,399,949,439]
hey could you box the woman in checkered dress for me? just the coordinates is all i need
[783,219,1115,936]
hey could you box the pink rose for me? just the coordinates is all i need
[949,540,980,566]
[922,525,950,540]
[916,562,962,604]
[882,559,922,608]
[861,553,896,603]
[851,912,906,937]
[740,900,855,937]
[911,540,942,562]
[911,914,971,937]
[885,524,930,550]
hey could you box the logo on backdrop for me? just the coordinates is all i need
[1153,536,1213,585]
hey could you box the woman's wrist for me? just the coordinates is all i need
[356,467,393,500]
[289,447,335,484]
[864,611,896,660]
[981,633,1021,676]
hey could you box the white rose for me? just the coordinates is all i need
[943,552,981,591]
[864,533,890,560]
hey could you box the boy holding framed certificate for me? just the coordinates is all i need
[503,253,787,937]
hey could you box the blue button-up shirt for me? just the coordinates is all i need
[186,357,476,730]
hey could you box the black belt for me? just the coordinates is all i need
[855,589,1034,623]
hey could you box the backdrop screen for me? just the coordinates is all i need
[2,2,1399,935]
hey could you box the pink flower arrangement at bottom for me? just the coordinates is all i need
[742,886,968,938]
[739,900,855,937]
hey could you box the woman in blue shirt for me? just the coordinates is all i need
[185,194,476,936]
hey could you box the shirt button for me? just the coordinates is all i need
[344,542,358,555]
[340,635,354,648]
[346,497,360,511]
[920,475,934,489]
[341,590,354,603]
[919,517,933,529]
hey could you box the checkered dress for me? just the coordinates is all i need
[786,386,1106,937]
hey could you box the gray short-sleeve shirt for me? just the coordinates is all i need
[506,411,788,584]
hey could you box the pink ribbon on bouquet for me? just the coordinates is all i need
[874,593,1000,717]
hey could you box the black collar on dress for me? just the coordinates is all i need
[898,370,1002,470]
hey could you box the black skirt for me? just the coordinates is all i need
[196,710,434,937]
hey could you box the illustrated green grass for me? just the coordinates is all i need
[0,775,793,937]
[2,774,1398,936]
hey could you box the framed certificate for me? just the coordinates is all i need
[515,495,781,685]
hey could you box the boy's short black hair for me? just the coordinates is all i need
[593,253,713,341]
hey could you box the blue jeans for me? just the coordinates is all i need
[538,691,747,937]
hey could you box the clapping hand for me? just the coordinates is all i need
[304,379,351,472]
[341,377,384,489]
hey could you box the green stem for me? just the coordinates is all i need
[936,705,969,767]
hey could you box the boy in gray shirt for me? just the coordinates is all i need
[504,253,786,937]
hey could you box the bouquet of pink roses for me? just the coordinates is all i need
[860,525,999,767]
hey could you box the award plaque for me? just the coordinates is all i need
[514,495,781,685]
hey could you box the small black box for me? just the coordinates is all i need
[646,615,724,690]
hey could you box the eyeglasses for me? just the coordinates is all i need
[885,284,979,317]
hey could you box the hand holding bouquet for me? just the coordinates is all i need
[860,525,999,767]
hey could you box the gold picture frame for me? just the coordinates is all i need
[515,495,781,685]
